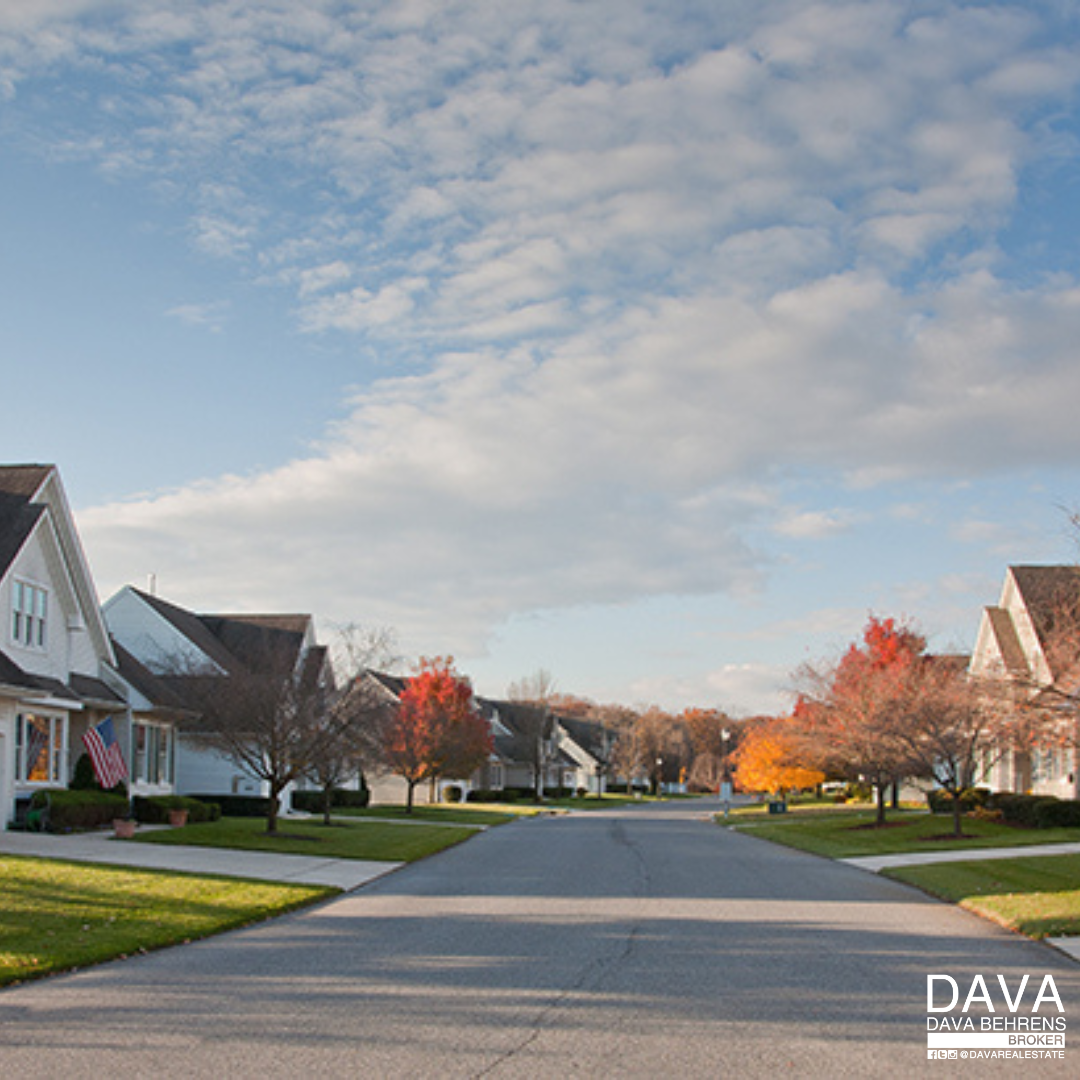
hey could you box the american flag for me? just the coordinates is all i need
[83,717,128,790]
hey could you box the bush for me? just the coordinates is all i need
[1033,798,1080,829]
[441,785,464,803]
[290,785,371,813]
[67,752,128,799]
[926,787,990,815]
[32,788,129,831]
[466,789,511,803]
[188,794,273,818]
[987,792,1060,827]
[132,795,218,824]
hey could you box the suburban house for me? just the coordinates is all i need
[969,564,1080,799]
[361,670,609,802]
[103,585,334,808]
[0,465,129,828]
[553,714,615,795]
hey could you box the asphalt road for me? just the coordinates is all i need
[2,799,1078,1077]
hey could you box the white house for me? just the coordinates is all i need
[0,465,127,827]
[969,565,1080,799]
[103,585,328,806]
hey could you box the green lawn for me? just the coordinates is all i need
[132,815,478,862]
[334,804,529,826]
[0,855,334,987]
[728,807,1080,859]
[885,855,1080,939]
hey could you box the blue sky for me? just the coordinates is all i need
[4,1,1080,714]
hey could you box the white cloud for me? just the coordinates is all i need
[774,509,857,540]
[164,301,229,330]
[11,1,1080,699]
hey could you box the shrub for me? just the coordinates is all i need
[926,787,990,815]
[987,792,1060,827]
[466,789,511,803]
[290,785,371,813]
[441,785,464,803]
[132,795,218,824]
[67,752,128,799]
[1033,798,1080,829]
[188,794,273,818]
[32,788,129,831]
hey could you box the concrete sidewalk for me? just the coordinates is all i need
[842,842,1080,964]
[841,840,1080,874]
[0,827,402,891]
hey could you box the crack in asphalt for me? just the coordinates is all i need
[473,817,651,1078]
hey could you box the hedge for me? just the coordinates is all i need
[290,786,370,813]
[31,788,129,831]
[187,794,273,817]
[132,795,219,824]
[1033,798,1080,828]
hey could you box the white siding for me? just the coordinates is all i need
[104,587,219,674]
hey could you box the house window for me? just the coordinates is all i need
[11,580,47,649]
[15,713,65,784]
[133,722,173,785]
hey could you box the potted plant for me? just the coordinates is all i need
[113,817,136,839]
[168,807,189,828]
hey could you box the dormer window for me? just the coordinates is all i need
[12,580,47,649]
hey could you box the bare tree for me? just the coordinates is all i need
[302,626,399,824]
[507,668,558,801]
[612,707,685,796]
[175,633,326,834]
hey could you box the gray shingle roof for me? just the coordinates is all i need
[0,465,51,581]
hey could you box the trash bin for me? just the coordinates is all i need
[768,800,787,815]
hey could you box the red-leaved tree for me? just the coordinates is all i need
[798,615,927,825]
[380,657,493,812]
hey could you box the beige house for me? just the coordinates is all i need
[969,565,1080,799]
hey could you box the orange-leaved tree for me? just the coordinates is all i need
[380,657,492,812]
[798,615,926,825]
[732,717,824,797]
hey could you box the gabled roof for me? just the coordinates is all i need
[127,588,241,674]
[201,614,310,674]
[364,670,410,699]
[110,639,199,719]
[0,464,115,666]
[0,646,123,708]
[1009,565,1080,657]
[0,464,52,500]
[984,606,1029,677]
[555,715,613,763]
[0,466,51,581]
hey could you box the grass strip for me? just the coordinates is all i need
[729,808,1080,859]
[132,815,477,862]
[0,855,334,987]
[334,805,525,826]
[884,854,1080,939]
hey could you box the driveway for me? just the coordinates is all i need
[2,800,1077,1077]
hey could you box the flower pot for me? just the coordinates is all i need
[168,808,189,828]
[113,819,136,839]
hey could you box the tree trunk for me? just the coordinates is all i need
[266,788,280,834]
[322,786,333,826]
[406,778,416,814]
[876,782,887,826]
[952,792,963,838]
